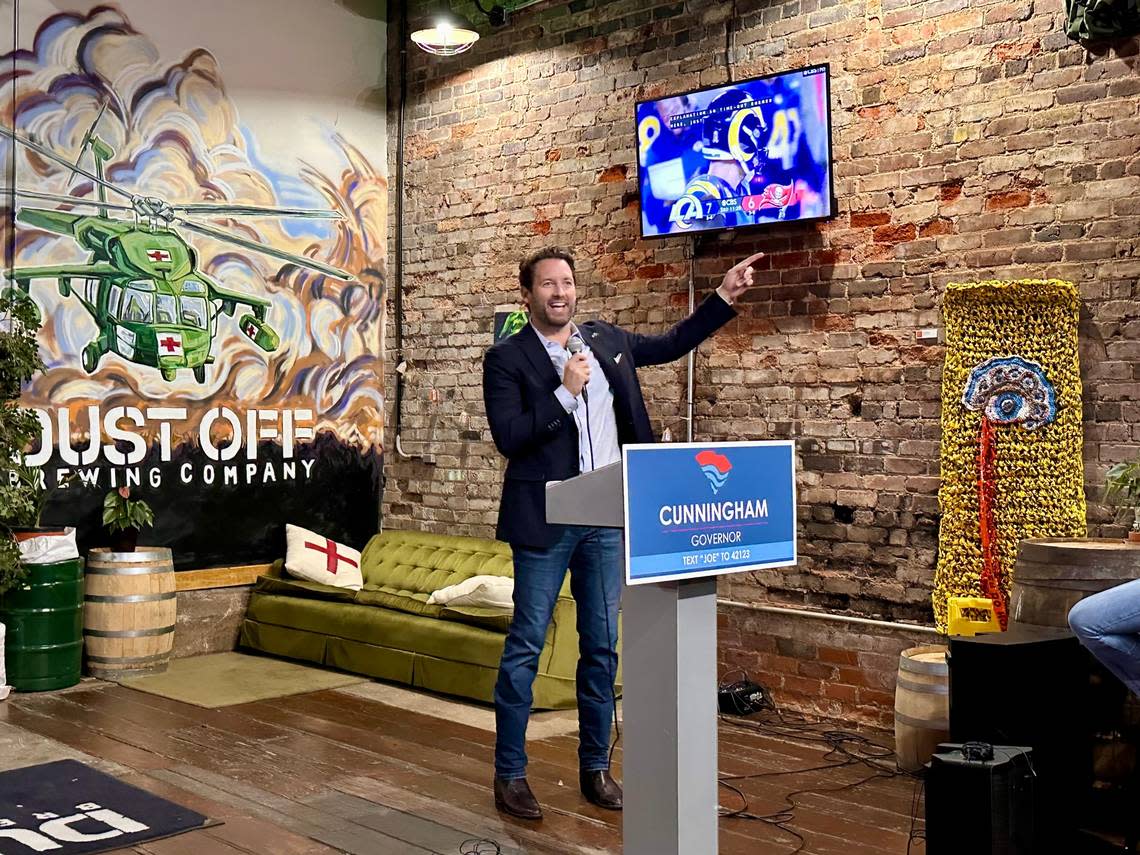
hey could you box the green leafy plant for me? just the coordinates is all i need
[102,486,155,534]
[1105,458,1140,532]
[0,292,46,594]
[496,308,528,342]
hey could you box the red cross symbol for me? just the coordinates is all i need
[147,249,171,262]
[305,538,358,575]
[159,336,180,353]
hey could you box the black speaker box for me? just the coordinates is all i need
[925,743,1035,855]
[948,625,1090,845]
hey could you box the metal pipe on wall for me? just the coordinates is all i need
[393,1,411,459]
[686,239,695,442]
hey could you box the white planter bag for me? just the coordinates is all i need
[16,527,79,565]
[0,622,8,701]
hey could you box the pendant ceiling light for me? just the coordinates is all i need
[410,5,480,56]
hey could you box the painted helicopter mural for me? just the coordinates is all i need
[1,113,351,383]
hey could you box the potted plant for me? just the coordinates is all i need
[0,291,84,691]
[1105,457,1140,544]
[102,486,155,552]
[0,292,51,591]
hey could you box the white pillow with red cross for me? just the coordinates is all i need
[284,524,363,590]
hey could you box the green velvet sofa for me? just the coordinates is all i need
[239,529,617,710]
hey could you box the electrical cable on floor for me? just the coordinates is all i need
[715,674,927,854]
[907,777,926,855]
[459,838,502,854]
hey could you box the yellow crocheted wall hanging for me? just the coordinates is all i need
[933,279,1086,631]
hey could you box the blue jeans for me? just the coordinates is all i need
[1068,577,1140,697]
[494,526,622,780]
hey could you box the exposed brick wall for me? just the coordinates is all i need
[718,601,940,727]
[384,0,1140,626]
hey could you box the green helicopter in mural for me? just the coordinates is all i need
[0,115,350,383]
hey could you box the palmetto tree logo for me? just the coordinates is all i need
[695,450,732,494]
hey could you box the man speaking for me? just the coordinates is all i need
[482,246,762,820]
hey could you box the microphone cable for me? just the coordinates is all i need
[567,339,617,774]
[582,385,595,472]
[602,556,620,770]
[567,338,595,471]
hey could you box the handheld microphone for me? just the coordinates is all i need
[567,337,588,402]
[566,336,594,470]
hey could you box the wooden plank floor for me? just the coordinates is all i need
[0,683,925,854]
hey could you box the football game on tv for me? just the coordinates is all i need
[635,64,835,238]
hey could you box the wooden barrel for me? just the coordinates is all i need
[83,547,176,679]
[1011,538,1140,630]
[894,645,949,773]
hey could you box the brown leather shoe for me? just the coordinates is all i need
[580,769,623,810]
[494,776,543,820]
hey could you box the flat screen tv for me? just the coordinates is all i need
[634,64,835,238]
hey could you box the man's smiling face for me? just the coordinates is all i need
[524,258,577,334]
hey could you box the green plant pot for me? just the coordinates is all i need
[0,558,84,691]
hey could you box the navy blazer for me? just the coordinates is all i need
[483,292,737,547]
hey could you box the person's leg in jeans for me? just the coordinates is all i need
[1069,577,1140,697]
[567,526,622,773]
[494,527,578,780]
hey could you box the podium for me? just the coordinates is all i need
[547,462,720,855]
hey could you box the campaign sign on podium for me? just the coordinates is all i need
[622,440,796,585]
